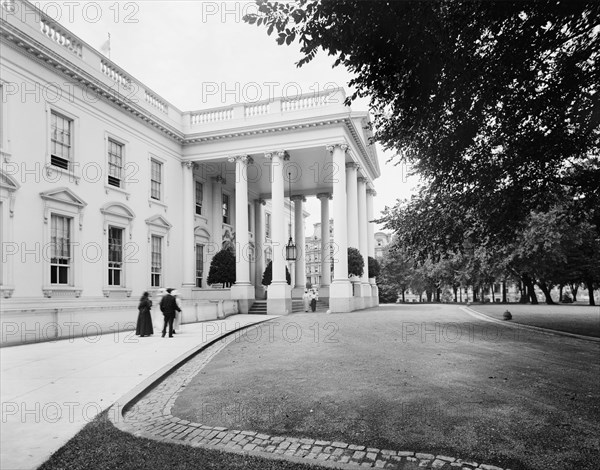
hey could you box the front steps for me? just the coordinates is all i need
[247,299,329,315]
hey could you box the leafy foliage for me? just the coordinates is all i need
[207,249,236,287]
[261,261,291,286]
[367,256,381,278]
[347,247,364,278]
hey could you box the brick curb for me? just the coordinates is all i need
[109,321,512,470]
[461,306,600,343]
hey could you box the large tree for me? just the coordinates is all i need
[246,0,600,238]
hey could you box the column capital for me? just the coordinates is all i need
[317,192,332,200]
[227,155,253,164]
[290,195,306,202]
[181,161,194,170]
[367,188,377,196]
[357,176,368,184]
[346,162,360,171]
[257,198,267,206]
[326,143,349,154]
[264,150,290,161]
[212,175,225,184]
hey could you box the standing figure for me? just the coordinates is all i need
[302,289,310,312]
[159,288,181,338]
[135,291,153,337]
[172,289,182,334]
[310,289,318,312]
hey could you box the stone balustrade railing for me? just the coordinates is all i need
[145,90,168,114]
[100,60,132,90]
[39,18,82,58]
[191,107,234,125]
[187,88,346,128]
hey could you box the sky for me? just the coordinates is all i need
[34,0,419,232]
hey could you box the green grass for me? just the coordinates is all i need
[471,303,600,337]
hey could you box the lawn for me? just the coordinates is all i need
[38,304,600,470]
[172,305,600,470]
[471,303,600,337]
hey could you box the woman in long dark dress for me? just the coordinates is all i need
[136,292,154,337]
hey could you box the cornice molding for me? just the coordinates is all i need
[0,21,185,143]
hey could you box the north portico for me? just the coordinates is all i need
[0,0,381,348]
[181,89,381,314]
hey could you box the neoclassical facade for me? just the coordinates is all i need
[0,1,380,344]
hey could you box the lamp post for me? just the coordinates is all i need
[285,172,297,261]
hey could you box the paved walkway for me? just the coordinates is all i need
[110,321,511,470]
[0,314,276,470]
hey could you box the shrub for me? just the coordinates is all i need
[206,249,236,287]
[261,261,291,286]
[368,256,381,278]
[348,247,364,278]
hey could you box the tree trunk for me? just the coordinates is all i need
[502,280,507,303]
[522,274,538,304]
[473,286,479,302]
[558,284,564,302]
[584,277,595,306]
[453,286,458,302]
[537,280,555,305]
[519,279,527,303]
[569,283,579,302]
[435,288,441,302]
[419,292,423,302]
[426,290,433,302]
[402,290,406,303]
[459,287,463,302]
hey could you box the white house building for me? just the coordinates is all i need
[0,0,381,345]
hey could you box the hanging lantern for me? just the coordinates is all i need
[286,171,297,261]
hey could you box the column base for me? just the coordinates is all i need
[231,283,255,314]
[371,284,379,306]
[267,282,292,315]
[329,279,353,313]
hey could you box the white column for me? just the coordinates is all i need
[228,156,254,313]
[366,188,376,258]
[317,192,332,295]
[254,198,266,298]
[211,175,224,251]
[367,188,378,305]
[345,162,359,249]
[357,176,371,305]
[328,144,352,312]
[292,195,306,295]
[181,161,195,290]
[265,150,292,314]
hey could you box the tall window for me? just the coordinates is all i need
[107,139,123,188]
[151,235,162,287]
[195,244,204,287]
[265,212,271,238]
[150,159,162,200]
[108,226,123,286]
[50,111,72,170]
[222,193,230,224]
[50,214,71,284]
[195,181,203,215]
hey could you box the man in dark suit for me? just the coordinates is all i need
[160,288,181,338]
